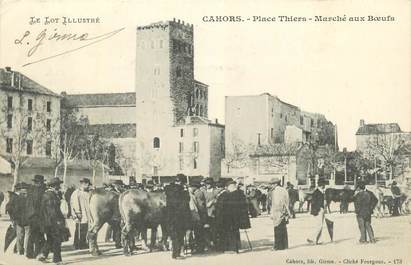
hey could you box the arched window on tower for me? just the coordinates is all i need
[200,105,203,116]
[153,137,160,148]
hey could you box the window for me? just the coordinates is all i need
[271,108,274,117]
[6,138,13,153]
[7,114,12,128]
[179,142,184,153]
[28,99,33,111]
[300,116,304,125]
[46,140,52,156]
[46,101,51,112]
[153,137,160,148]
[26,140,33,155]
[27,117,33,131]
[311,119,314,127]
[195,104,199,116]
[280,113,283,119]
[7,96,12,110]
[153,166,158,176]
[271,128,274,138]
[176,66,182,77]
[196,89,199,99]
[193,141,199,153]
[46,119,51,131]
[193,158,198,169]
[199,105,203,116]
[285,115,288,122]
[179,157,184,170]
[193,128,198,137]
[180,128,184,137]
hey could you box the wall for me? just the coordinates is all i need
[77,106,136,125]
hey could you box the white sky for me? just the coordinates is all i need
[1,0,410,150]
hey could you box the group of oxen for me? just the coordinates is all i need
[78,187,169,256]
[247,185,410,218]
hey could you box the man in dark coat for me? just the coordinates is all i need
[390,181,402,216]
[26,175,46,258]
[12,182,31,256]
[165,174,190,259]
[307,179,326,245]
[215,180,250,253]
[37,178,66,264]
[354,181,377,243]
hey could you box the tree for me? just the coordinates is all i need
[223,137,250,173]
[59,98,90,187]
[82,134,111,185]
[364,133,411,181]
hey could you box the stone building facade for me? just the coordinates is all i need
[63,92,137,177]
[222,93,336,180]
[0,67,62,189]
[135,19,224,180]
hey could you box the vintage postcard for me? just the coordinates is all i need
[0,0,410,265]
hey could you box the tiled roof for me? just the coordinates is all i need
[0,68,59,97]
[356,123,402,135]
[64,92,136,107]
[194,80,208,87]
[87,123,136,138]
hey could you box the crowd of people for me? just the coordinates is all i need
[3,173,409,264]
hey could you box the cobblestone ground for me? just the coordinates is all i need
[0,209,410,265]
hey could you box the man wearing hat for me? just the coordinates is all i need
[203,177,219,249]
[270,177,290,250]
[165,174,190,259]
[307,178,327,245]
[13,182,31,256]
[25,175,47,258]
[390,181,402,216]
[354,180,377,243]
[187,181,207,253]
[70,178,92,249]
[215,180,250,253]
[37,178,65,264]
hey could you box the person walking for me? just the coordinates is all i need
[37,178,66,264]
[70,178,92,250]
[354,181,377,244]
[270,177,290,250]
[307,179,326,245]
[165,174,190,259]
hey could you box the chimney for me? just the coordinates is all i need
[215,118,218,124]
[5,66,11,72]
[360,119,365,127]
[61,91,67,97]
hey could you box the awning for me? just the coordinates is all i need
[0,156,12,174]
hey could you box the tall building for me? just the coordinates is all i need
[0,67,62,188]
[223,93,336,181]
[135,19,224,180]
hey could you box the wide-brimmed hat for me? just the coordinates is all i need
[110,179,124,186]
[215,180,225,188]
[270,177,281,184]
[204,178,214,185]
[79,177,91,184]
[189,181,201,188]
[176,174,187,183]
[48,178,63,187]
[32,175,45,183]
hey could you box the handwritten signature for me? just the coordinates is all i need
[14,27,125,67]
